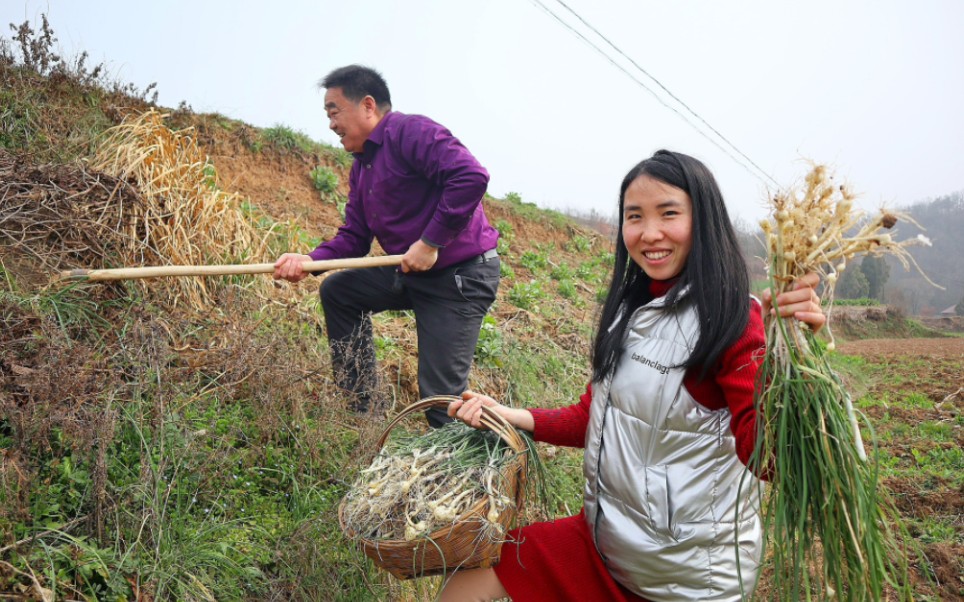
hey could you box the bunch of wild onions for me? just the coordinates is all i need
[341,422,527,544]
[747,164,934,600]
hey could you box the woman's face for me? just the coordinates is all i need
[621,175,693,281]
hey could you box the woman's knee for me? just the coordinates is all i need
[439,568,507,602]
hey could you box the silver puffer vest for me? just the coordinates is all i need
[583,292,763,601]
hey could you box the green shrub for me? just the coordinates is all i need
[558,279,577,300]
[310,166,339,196]
[834,297,883,307]
[508,280,544,310]
[519,250,549,272]
[474,314,503,366]
[261,125,317,154]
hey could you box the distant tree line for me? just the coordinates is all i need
[886,191,964,315]
[729,191,963,315]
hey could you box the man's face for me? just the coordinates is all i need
[324,87,374,153]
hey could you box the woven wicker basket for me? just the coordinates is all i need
[339,395,528,580]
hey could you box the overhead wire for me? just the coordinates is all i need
[528,0,780,188]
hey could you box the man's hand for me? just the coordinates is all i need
[273,253,313,283]
[401,240,439,273]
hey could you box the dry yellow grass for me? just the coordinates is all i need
[89,109,267,309]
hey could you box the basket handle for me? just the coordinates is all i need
[376,395,525,453]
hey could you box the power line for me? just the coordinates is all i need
[529,0,780,188]
[551,0,779,187]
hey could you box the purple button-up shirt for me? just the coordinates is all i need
[308,111,499,270]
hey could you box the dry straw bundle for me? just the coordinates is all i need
[339,397,529,579]
[89,109,264,308]
[746,164,935,600]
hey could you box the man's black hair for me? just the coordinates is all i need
[320,64,392,112]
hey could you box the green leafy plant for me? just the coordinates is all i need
[557,279,577,301]
[564,235,592,254]
[474,314,503,366]
[310,165,339,197]
[519,250,549,272]
[508,281,544,311]
[550,262,574,281]
[260,125,317,154]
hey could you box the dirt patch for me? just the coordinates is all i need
[835,337,964,360]
[195,126,343,241]
[921,315,964,334]
[833,337,964,600]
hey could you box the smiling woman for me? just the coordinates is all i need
[441,149,827,602]
[621,175,693,282]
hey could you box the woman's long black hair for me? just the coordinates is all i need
[591,150,750,383]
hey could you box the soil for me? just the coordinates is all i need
[836,336,964,359]
[834,337,963,600]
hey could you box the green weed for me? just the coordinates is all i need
[550,262,574,281]
[260,125,318,154]
[519,250,549,272]
[508,280,544,311]
[474,314,503,366]
[310,165,339,197]
[557,279,578,301]
[564,235,592,254]
[494,219,514,240]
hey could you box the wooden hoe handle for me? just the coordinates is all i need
[59,254,404,282]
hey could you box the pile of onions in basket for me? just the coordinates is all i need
[341,421,522,543]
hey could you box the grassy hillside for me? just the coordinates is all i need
[2,18,960,601]
[0,19,604,601]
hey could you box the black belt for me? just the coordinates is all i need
[469,248,499,264]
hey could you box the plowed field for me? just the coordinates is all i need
[836,336,964,360]
[835,337,963,599]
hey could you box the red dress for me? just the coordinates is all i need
[494,282,766,601]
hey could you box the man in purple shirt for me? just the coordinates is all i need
[274,65,500,427]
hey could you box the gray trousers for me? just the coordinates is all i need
[319,255,499,427]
